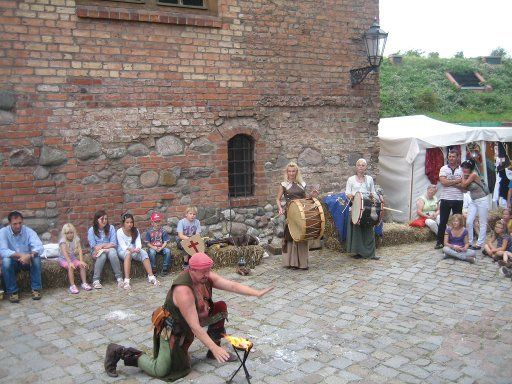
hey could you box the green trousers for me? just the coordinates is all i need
[137,333,192,382]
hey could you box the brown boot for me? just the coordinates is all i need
[104,343,125,377]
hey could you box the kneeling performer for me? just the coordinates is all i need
[104,252,273,381]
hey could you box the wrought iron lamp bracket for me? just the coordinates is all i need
[350,66,377,87]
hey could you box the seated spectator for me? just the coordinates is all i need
[483,220,509,261]
[177,206,201,269]
[58,223,92,294]
[145,213,172,276]
[442,214,476,264]
[502,208,512,234]
[88,210,123,289]
[117,213,158,290]
[0,211,44,303]
[410,184,440,234]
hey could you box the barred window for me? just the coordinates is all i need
[228,135,255,198]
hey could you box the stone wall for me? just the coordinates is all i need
[0,0,381,245]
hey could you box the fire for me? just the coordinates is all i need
[223,334,253,351]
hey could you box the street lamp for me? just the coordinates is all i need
[350,19,388,87]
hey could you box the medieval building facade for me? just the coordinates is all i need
[0,0,381,244]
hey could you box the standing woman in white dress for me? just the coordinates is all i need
[345,158,380,260]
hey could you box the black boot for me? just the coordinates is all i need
[104,343,125,377]
[123,347,142,367]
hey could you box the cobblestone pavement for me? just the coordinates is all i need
[1,242,512,384]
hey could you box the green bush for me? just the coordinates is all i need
[380,56,512,122]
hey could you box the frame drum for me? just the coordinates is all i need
[351,191,383,226]
[287,198,325,242]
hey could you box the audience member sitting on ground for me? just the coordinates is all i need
[0,211,44,303]
[59,223,92,294]
[88,210,123,289]
[483,220,509,262]
[502,208,512,234]
[145,212,172,276]
[442,214,476,264]
[410,184,440,234]
[117,213,158,290]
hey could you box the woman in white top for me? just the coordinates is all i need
[344,158,380,260]
[117,213,158,290]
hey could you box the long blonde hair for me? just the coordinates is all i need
[60,223,81,254]
[283,161,304,185]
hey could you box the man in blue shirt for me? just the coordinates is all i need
[0,211,44,303]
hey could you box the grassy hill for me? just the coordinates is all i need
[379,56,512,123]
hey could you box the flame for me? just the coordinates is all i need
[223,334,253,350]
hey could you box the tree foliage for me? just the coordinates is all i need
[490,47,507,57]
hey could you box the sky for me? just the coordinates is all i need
[379,0,512,58]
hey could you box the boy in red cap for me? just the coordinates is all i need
[145,212,172,276]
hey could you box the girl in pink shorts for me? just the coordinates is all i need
[59,223,92,294]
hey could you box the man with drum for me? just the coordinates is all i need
[276,161,318,270]
[345,158,381,260]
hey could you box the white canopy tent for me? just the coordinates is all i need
[377,115,512,222]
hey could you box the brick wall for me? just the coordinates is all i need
[0,0,381,243]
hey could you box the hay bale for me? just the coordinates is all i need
[14,244,264,292]
[207,245,264,269]
[381,223,436,246]
[321,199,437,252]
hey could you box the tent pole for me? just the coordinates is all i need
[409,161,414,221]
[481,140,490,207]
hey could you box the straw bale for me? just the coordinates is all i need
[15,244,263,291]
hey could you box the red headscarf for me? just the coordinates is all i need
[189,252,214,269]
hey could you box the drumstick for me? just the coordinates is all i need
[382,206,404,213]
[337,197,352,214]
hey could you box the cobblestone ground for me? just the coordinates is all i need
[1,242,512,384]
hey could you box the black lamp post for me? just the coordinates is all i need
[350,19,388,87]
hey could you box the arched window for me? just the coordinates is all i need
[228,134,254,197]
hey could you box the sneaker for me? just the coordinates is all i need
[9,293,20,303]
[470,245,482,250]
[93,280,103,289]
[123,279,131,290]
[466,257,476,264]
[500,266,512,278]
[161,269,169,276]
[117,278,124,288]
[81,283,92,291]
[148,275,159,286]
[31,290,41,300]
[434,243,443,250]
[69,285,79,294]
